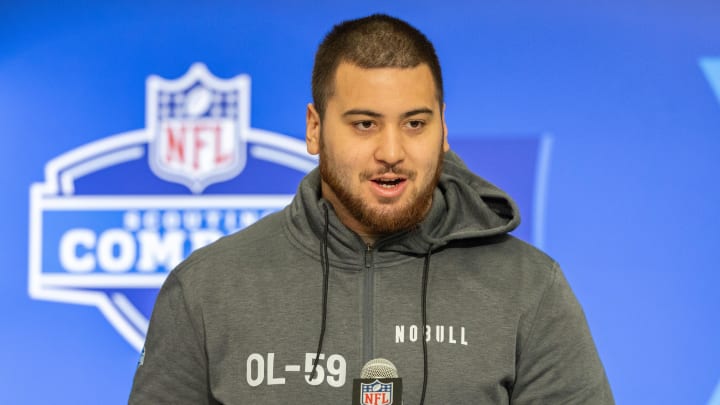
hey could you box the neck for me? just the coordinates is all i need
[356,232,380,246]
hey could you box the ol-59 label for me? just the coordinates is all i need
[246,353,347,387]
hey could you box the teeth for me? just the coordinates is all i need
[376,179,402,188]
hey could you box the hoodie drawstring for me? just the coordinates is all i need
[311,207,433,403]
[311,206,331,380]
[419,246,432,405]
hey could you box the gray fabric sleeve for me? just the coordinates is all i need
[511,263,615,404]
[128,272,211,404]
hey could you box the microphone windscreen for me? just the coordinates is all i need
[360,358,399,379]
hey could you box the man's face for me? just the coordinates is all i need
[306,62,449,239]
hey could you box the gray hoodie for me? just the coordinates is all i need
[130,151,614,404]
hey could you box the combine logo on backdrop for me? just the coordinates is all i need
[28,64,317,351]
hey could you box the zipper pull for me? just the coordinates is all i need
[364,244,372,268]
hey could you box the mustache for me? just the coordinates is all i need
[359,166,417,180]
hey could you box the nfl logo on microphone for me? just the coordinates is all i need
[361,380,394,405]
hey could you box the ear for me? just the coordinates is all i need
[441,103,450,152]
[306,103,321,155]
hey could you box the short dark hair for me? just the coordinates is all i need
[311,14,444,119]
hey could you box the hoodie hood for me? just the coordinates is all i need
[399,149,520,252]
[285,150,520,258]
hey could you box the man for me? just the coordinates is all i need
[130,14,614,404]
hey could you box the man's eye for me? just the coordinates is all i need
[406,120,425,129]
[354,121,375,130]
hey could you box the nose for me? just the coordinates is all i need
[374,128,405,167]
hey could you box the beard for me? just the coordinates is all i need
[318,132,444,235]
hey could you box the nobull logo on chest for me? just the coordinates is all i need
[394,324,468,346]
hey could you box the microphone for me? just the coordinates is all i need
[362,358,399,379]
[352,358,403,405]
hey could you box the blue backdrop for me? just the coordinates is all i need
[2,1,719,404]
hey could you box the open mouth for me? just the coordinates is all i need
[372,178,405,188]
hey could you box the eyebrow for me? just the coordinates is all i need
[342,109,383,118]
[342,108,434,119]
[401,108,434,118]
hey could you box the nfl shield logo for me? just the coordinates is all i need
[361,380,394,405]
[146,63,250,193]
